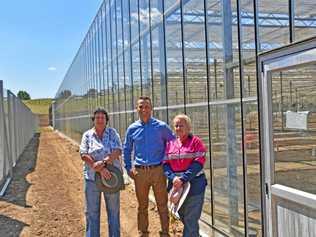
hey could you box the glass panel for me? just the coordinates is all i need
[258,0,290,52]
[102,4,109,112]
[94,22,100,108]
[122,0,134,125]
[167,108,184,125]
[186,106,213,224]
[205,0,245,234]
[91,25,97,108]
[130,0,141,106]
[164,0,177,12]
[271,62,316,195]
[294,0,316,42]
[117,0,127,136]
[111,0,119,129]
[240,0,262,234]
[165,3,184,110]
[207,0,241,101]
[96,13,102,107]
[211,103,245,235]
[151,0,167,121]
[140,0,153,98]
[243,101,262,235]
[183,0,207,104]
[106,2,114,114]
[154,109,168,122]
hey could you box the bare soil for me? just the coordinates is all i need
[0,127,182,237]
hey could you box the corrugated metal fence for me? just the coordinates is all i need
[0,80,38,196]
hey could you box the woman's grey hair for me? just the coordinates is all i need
[173,114,192,131]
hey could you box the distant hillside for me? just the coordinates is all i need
[23,98,52,115]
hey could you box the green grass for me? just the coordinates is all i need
[23,98,52,115]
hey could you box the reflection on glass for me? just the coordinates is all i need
[165,6,184,107]
[211,104,245,235]
[294,1,316,42]
[186,106,212,223]
[183,0,207,104]
[272,63,316,195]
[243,102,262,235]
[50,0,316,235]
[151,0,166,112]
[258,0,289,52]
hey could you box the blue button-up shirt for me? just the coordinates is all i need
[80,127,122,181]
[123,117,175,171]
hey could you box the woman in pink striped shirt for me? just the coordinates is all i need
[163,114,207,237]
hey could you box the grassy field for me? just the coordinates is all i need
[23,98,52,115]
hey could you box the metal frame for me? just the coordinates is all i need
[236,0,249,235]
[114,0,122,133]
[53,0,316,236]
[203,0,214,226]
[258,36,316,237]
[180,0,187,114]
[120,0,128,128]
[128,0,135,120]
[137,0,143,95]
[148,0,155,108]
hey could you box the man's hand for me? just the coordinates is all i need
[128,167,138,179]
[100,168,112,180]
[172,177,183,190]
[92,160,104,172]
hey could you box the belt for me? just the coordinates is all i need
[135,163,161,169]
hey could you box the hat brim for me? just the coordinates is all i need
[95,165,125,193]
[168,182,191,219]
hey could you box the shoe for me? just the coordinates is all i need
[138,231,149,237]
[159,231,170,237]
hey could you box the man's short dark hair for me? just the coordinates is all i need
[137,96,152,105]
[92,107,109,122]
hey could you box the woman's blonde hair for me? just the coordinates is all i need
[173,114,192,131]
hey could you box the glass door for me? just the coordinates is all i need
[259,38,316,237]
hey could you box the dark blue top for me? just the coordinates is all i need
[123,117,175,172]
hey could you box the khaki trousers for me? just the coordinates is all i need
[134,165,169,236]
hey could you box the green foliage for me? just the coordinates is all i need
[17,90,31,100]
[23,98,52,114]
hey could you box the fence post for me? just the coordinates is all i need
[7,91,14,169]
[52,100,56,129]
[0,81,13,196]
[0,80,4,186]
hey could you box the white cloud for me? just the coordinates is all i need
[48,66,57,71]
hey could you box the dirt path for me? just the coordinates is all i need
[0,127,182,237]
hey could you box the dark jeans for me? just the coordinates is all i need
[178,191,205,237]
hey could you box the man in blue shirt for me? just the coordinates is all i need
[123,96,175,237]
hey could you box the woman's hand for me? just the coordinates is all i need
[103,156,113,165]
[173,177,183,190]
[100,168,112,180]
[92,160,104,172]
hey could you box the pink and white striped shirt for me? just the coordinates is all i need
[164,135,206,172]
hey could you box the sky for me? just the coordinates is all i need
[0,0,103,99]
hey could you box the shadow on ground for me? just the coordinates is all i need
[0,132,40,207]
[0,214,29,236]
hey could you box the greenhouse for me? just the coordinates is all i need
[53,0,316,236]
